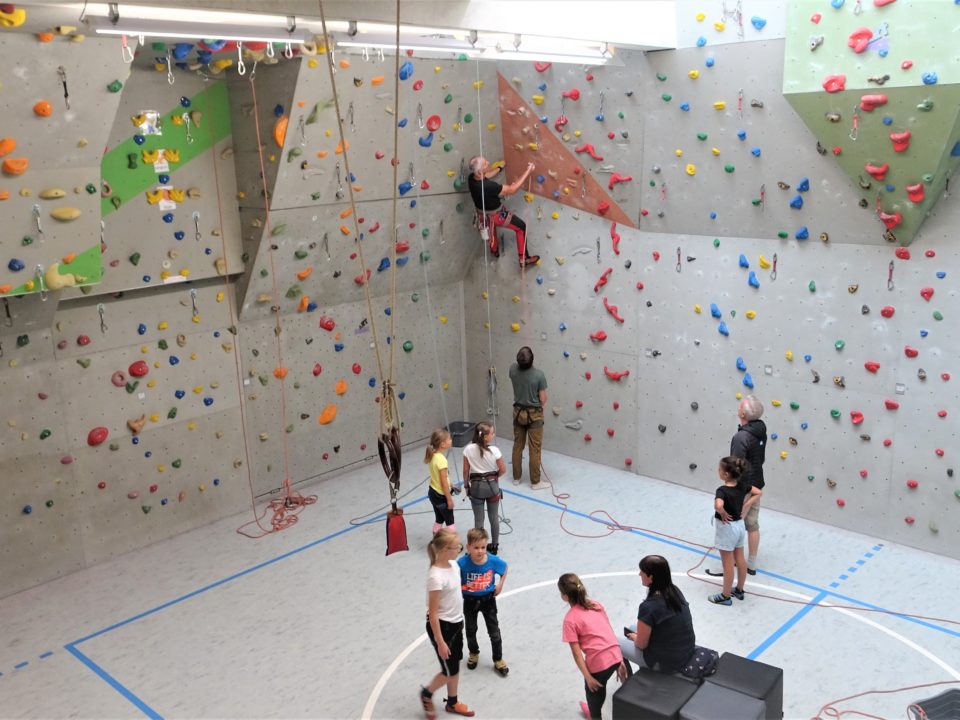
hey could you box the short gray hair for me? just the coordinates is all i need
[739,395,763,420]
[469,156,485,174]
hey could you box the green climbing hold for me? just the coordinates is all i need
[129,252,141,266]
[39,429,52,439]
[77,358,91,368]
[45,500,54,508]
[730,310,736,318]
[789,401,799,410]
[777,231,788,239]
[661,93,672,102]
[917,99,933,111]
[125,380,139,393]
[16,334,28,347]
[420,251,431,263]
[834,340,845,350]
[294,249,308,260]
[455,203,465,213]
[402,340,414,352]
[933,311,943,321]
[141,505,152,514]
[656,73,667,81]
[287,148,302,163]
[167,407,178,419]
[455,53,468,61]
[928,521,939,533]
[422,228,430,238]
[241,252,250,263]
[453,178,464,191]
[271,224,286,236]
[463,113,473,123]
[158,339,168,350]
[696,132,707,141]
[618,112,625,119]
[443,142,453,152]
[22,235,33,246]
[127,153,138,169]
[411,292,420,302]
[85,183,97,194]
[724,164,735,173]
[921,173,934,184]
[649,180,656,187]
[311,192,321,201]
[286,424,294,433]
[107,79,123,93]
[830,409,841,419]
[172,458,182,468]
[444,94,453,104]
[151,41,166,51]
[109,442,119,451]
[955,489,960,499]
[712,238,720,247]
[258,374,269,386]
[260,268,269,278]
[293,381,301,390]
[809,281,817,292]
[751,198,761,205]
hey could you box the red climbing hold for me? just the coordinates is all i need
[901,59,913,69]
[603,366,630,381]
[425,114,441,132]
[351,363,361,374]
[904,346,919,358]
[837,498,846,507]
[534,62,552,73]
[904,516,915,524]
[938,410,948,418]
[354,269,372,285]
[312,363,322,376]
[884,399,900,410]
[583,433,592,442]
[87,427,108,446]
[906,479,918,488]
[607,132,616,140]
[832,146,842,156]
[608,172,633,191]
[420,180,430,190]
[883,438,893,447]
[589,330,608,342]
[77,335,91,346]
[574,143,603,161]
[859,469,868,478]
[895,247,911,260]
[597,201,610,215]
[607,428,615,437]
[562,88,581,101]
[575,400,583,408]
[847,27,873,53]
[624,457,634,466]
[890,130,911,152]
[585,372,592,380]
[850,410,864,425]
[822,74,846,93]
[880,306,895,318]
[613,402,620,410]
[603,297,625,323]
[906,183,924,203]
[860,95,888,112]
[652,251,660,261]
[554,114,568,132]
[874,0,897,6]
[942,373,951,381]
[594,267,612,293]
[925,250,936,257]
[636,281,644,290]
[319,315,336,331]
[610,223,621,255]
[811,12,822,23]
[368,222,381,233]
[129,360,149,377]
[920,287,934,301]
[879,210,902,229]
[865,162,889,180]
[864,361,881,372]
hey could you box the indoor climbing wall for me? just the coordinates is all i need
[464,4,959,559]
[222,51,501,492]
[783,0,960,246]
[0,31,129,297]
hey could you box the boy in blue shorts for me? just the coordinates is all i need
[458,527,509,677]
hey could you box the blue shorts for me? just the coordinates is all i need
[714,519,746,552]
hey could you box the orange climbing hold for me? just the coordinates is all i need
[297,295,310,312]
[274,367,289,379]
[0,137,12,157]
[273,115,288,148]
[33,100,53,117]
[0,284,12,294]
[339,207,353,219]
[335,139,349,154]
[62,252,76,264]
[339,225,351,235]
[335,379,348,395]
[2,157,28,175]
[318,404,337,425]
[36,32,54,42]
[296,266,313,281]
[371,76,385,85]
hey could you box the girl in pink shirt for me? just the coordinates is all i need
[559,573,627,719]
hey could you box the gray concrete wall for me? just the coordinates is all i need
[464,43,959,559]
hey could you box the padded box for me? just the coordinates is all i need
[680,682,766,720]
[446,421,476,448]
[613,668,700,720]
[706,653,784,720]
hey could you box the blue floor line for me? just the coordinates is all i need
[64,644,162,720]
[748,590,829,660]
[822,589,960,639]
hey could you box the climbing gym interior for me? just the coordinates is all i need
[1,1,958,718]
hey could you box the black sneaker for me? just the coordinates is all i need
[731,587,745,601]
[521,255,540,268]
[747,568,757,576]
[487,543,499,555]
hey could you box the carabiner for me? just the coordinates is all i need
[237,42,246,76]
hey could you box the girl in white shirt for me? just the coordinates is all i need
[462,422,507,554]
[420,529,475,718]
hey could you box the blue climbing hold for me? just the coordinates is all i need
[795,226,809,240]
[878,48,888,58]
[22,505,32,515]
[736,356,747,371]
[920,329,929,337]
[679,102,690,111]
[696,36,707,47]
[368,378,376,388]
[739,254,749,268]
[539,115,548,123]
[882,116,893,126]
[751,147,761,157]
[718,321,729,336]
[132,436,140,445]
[831,0,844,7]
[398,181,413,196]
[709,211,717,219]
[162,213,174,223]
[138,323,147,335]
[748,271,760,288]
[552,190,560,199]
[936,271,946,279]
[418,132,434,147]
[595,113,604,121]
[396,256,409,267]
[563,351,570,358]
[737,130,746,140]
[334,343,344,352]
[203,40,226,51]
[705,56,715,67]
[398,118,408,128]
[743,373,754,389]
[951,141,960,157]
[559,322,567,332]
[143,275,151,282]
[801,422,808,430]
[790,195,803,210]
[197,50,212,64]
[409,200,417,208]
[770,433,778,441]
[307,302,317,311]
[174,231,185,240]
[8,258,25,272]
[922,71,938,85]
[710,303,722,318]
[161,498,169,506]
[398,391,406,400]
[536,174,545,183]
[399,61,414,80]
[203,397,214,406]
[169,355,180,365]
[272,104,284,117]
[133,134,145,145]
[377,257,391,272]
[172,43,193,61]
[751,16,766,30]
[179,96,191,108]
[213,478,220,486]
[175,389,185,399]
[536,275,544,284]
[797,177,809,192]
[804,354,812,362]
[538,83,547,91]
[885,184,895,192]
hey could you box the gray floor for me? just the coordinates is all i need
[1,441,958,720]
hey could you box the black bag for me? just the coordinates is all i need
[469,475,501,500]
[680,646,719,679]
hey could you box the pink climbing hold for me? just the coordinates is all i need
[865,162,889,180]
[583,433,592,442]
[874,0,897,6]
[608,172,633,190]
[880,307,895,318]
[883,438,893,446]
[904,516,915,524]
[375,150,385,159]
[603,366,630,381]
[594,267,613,293]
[625,457,633,466]
[919,287,934,301]
[890,130,911,152]
[589,330,608,342]
[938,410,948,418]
[562,88,581,101]
[837,498,845,507]
[811,12,822,23]
[575,400,583,408]
[895,247,911,260]
[850,410,864,425]
[901,60,913,69]
[534,62,552,73]
[575,143,603,161]
[77,335,91,346]
[652,251,661,261]
[879,210,902,229]
[129,360,149,377]
[128,491,140,499]
[884,399,900,410]
[906,183,924,203]
[936,448,945,456]
[554,114,569,132]
[904,346,919,358]
[597,201,610,215]
[603,297,625,323]
[111,371,127,387]
[942,373,951,381]
[87,427,108,446]
[607,428,615,437]
[864,361,881,372]
[822,74,846,93]
[860,95,888,111]
[610,223,621,255]
[847,27,873,53]
[61,456,74,465]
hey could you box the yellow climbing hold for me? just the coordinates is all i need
[150,413,160,423]
[439,315,448,325]
[487,123,497,130]
[158,321,168,330]
[675,148,683,157]
[472,80,484,89]
[483,322,490,329]
[758,255,771,269]
[551,211,559,219]
[745,310,757,319]
[714,21,726,32]
[771,400,782,407]
[523,192,534,203]
[574,130,582,137]
[510,322,521,332]
[711,147,720,156]
[696,12,706,21]
[193,386,203,394]
[434,66,441,73]
[147,380,157,388]
[187,421,197,430]
[511,295,521,304]
[532,95,544,105]
[688,70,700,79]
[694,304,702,314]
[713,101,727,110]
[685,164,696,176]
[735,392,743,400]
[779,450,788,459]
[308,59,319,68]
[481,291,489,300]
[785,350,793,361]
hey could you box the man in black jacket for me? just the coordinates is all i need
[708,396,767,578]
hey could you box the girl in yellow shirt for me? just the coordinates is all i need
[426,428,456,534]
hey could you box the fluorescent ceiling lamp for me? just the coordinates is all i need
[85,14,314,44]
[488,49,615,66]
[334,33,484,57]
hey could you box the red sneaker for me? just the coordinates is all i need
[445,701,475,717]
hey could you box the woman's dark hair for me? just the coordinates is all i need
[516,346,534,370]
[639,555,685,614]
[471,421,494,458]
[719,455,750,480]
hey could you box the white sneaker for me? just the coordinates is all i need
[511,478,522,486]
[531,480,551,490]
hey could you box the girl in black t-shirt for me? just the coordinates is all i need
[709,457,761,605]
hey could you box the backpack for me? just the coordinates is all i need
[680,646,719,679]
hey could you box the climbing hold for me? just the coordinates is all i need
[789,195,803,210]
[921,72,938,85]
[796,227,809,240]
[718,322,729,336]
[880,306,895,318]
[318,404,337,425]
[736,357,747,371]
[884,399,900,410]
[747,272,759,288]
[822,75,846,93]
[865,361,881,373]
[920,287,934,301]
[743,373,754,389]
[87,427,108,446]
[904,346,919,358]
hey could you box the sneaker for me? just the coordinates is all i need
[511,478,522,486]
[420,688,436,720]
[494,659,509,677]
[530,480,551,490]
[487,543,499,555]
[731,587,745,601]
[466,652,479,670]
[521,255,540,268]
[445,701,475,717]
[708,593,733,606]
[747,568,757,576]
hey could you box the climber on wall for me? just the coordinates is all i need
[468,156,540,268]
